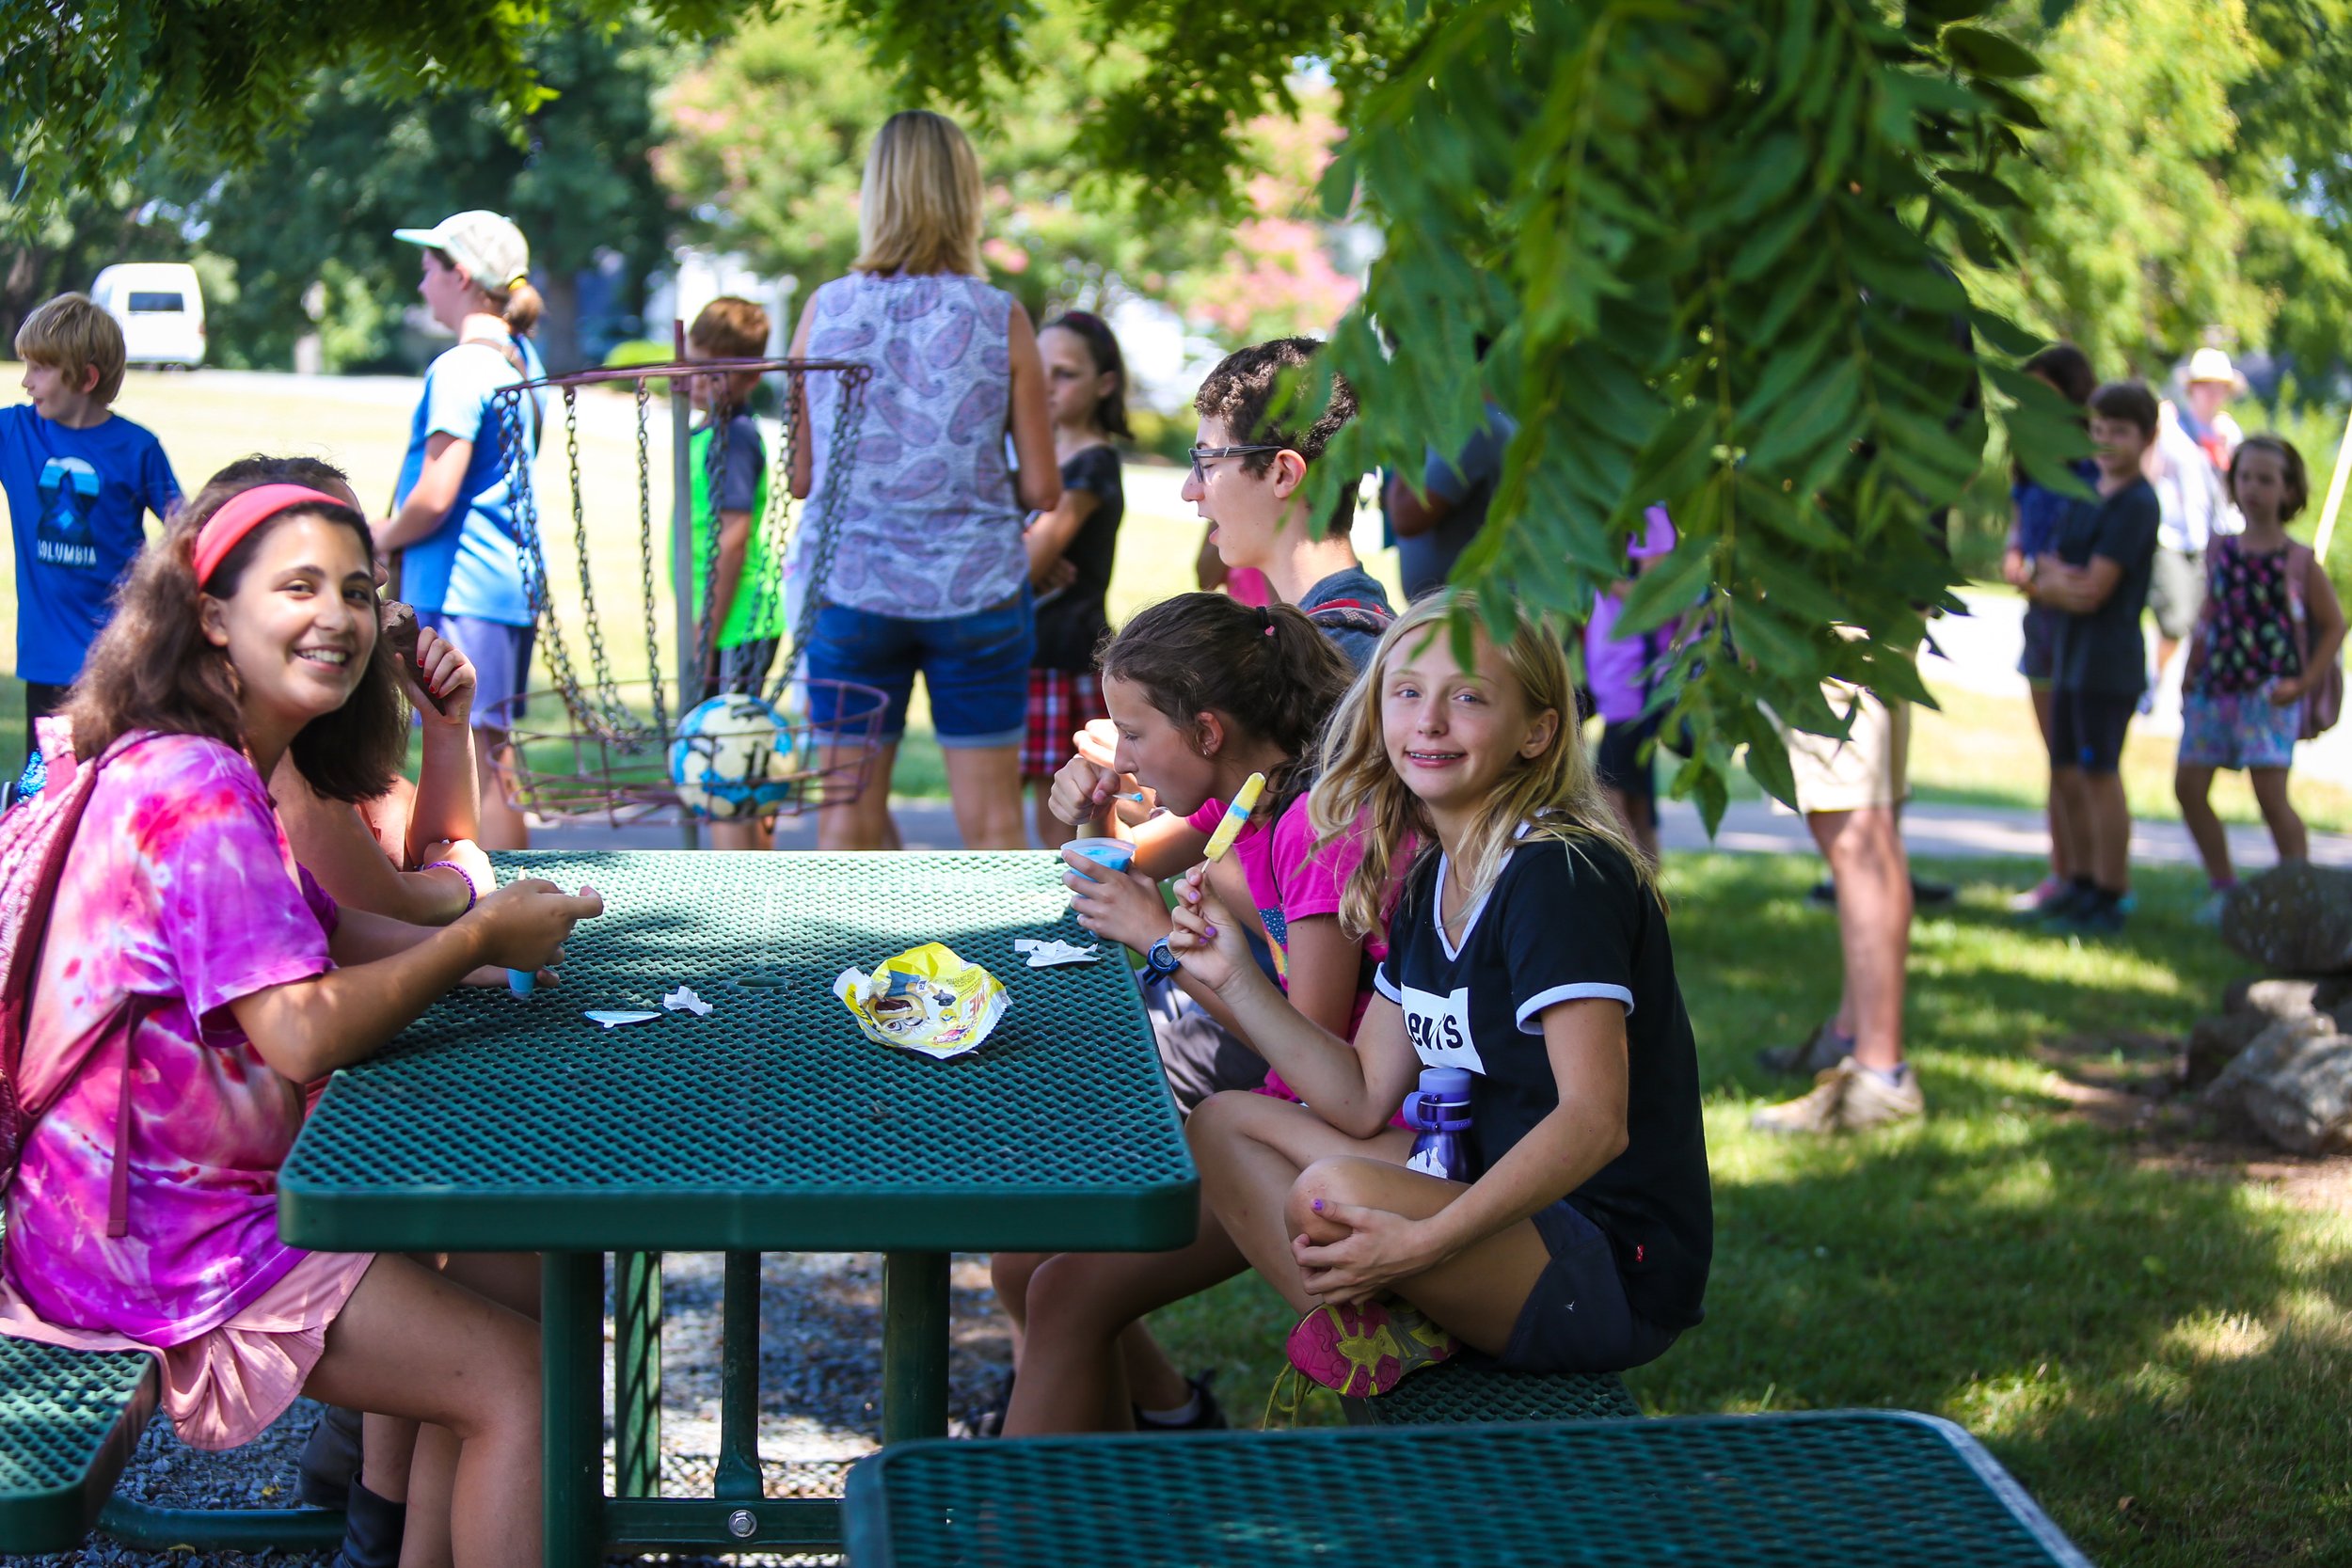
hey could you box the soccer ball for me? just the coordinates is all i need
[668,694,802,820]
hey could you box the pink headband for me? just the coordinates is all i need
[193,484,353,586]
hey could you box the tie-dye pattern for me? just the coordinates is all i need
[3,734,338,1346]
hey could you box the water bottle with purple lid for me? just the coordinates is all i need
[1402,1066,1475,1182]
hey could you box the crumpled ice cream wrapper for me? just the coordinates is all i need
[834,942,1009,1060]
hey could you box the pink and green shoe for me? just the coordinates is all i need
[1283,1299,1460,1398]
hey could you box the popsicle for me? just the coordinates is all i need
[1201,771,1265,862]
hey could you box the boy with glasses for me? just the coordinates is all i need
[1184,338,1393,670]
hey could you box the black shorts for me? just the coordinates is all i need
[2049,690,2136,774]
[1594,715,1662,807]
[1145,978,1267,1115]
[1502,1199,1680,1374]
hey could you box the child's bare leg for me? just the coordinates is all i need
[1188,1091,1411,1314]
[2032,689,2074,879]
[991,1250,1046,1360]
[398,1423,459,1568]
[1002,1201,1248,1435]
[304,1255,540,1568]
[1283,1156,1553,1355]
[360,1414,417,1502]
[2084,768,2132,891]
[2249,767,2307,863]
[2174,763,2232,883]
[2048,765,2094,882]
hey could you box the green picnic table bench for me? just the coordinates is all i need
[1339,1354,1642,1427]
[843,1410,2095,1567]
[277,848,1197,1567]
[0,1337,342,1557]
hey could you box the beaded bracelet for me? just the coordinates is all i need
[421,859,483,913]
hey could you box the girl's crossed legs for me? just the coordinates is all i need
[1186,1091,1550,1354]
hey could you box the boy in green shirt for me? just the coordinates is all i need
[684,295,780,847]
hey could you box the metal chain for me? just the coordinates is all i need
[635,378,668,746]
[691,401,728,695]
[565,388,637,740]
[777,363,871,689]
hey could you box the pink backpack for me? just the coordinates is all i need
[0,733,152,1239]
[2284,543,2344,741]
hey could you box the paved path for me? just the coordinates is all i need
[536,792,2352,870]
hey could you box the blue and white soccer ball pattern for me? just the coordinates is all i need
[667,695,803,819]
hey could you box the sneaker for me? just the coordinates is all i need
[1134,1370,1228,1432]
[2192,888,2233,927]
[1284,1298,1460,1397]
[2065,896,2129,935]
[1757,1022,1852,1077]
[1750,1055,1926,1135]
[1810,876,1956,909]
[2034,881,2099,925]
[2008,876,2067,916]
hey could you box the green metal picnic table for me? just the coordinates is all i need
[842,1410,2096,1566]
[277,849,1196,1566]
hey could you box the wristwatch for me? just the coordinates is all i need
[1143,936,1183,981]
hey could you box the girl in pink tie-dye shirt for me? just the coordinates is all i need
[0,472,600,1565]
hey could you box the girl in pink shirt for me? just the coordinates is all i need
[992,594,1400,1434]
[0,471,599,1566]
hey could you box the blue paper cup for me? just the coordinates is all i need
[1067,837,1136,876]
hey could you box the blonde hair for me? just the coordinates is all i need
[1309,593,1658,940]
[16,293,127,404]
[853,110,985,277]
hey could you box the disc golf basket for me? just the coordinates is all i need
[477,344,884,836]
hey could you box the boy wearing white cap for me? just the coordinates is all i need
[377,210,548,848]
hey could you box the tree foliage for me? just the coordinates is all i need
[0,0,739,239]
[655,4,1357,341]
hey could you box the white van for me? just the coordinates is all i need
[90,263,206,368]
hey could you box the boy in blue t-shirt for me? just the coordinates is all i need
[2,293,182,762]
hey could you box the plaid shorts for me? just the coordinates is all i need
[1021,668,1109,779]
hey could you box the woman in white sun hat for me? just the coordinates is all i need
[378,210,549,849]
[2180,345,2247,470]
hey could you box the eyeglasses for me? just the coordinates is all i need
[1187,443,1288,482]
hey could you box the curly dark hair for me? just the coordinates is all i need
[66,467,406,802]
[1097,593,1354,813]
[1193,337,1361,534]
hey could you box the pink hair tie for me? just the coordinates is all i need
[192,483,352,587]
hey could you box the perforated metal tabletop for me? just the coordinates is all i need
[273,849,1196,1566]
[842,1411,2094,1568]
[278,850,1195,1254]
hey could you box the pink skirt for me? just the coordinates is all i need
[0,1249,375,1450]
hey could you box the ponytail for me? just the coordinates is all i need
[495,277,543,338]
[1097,594,1354,809]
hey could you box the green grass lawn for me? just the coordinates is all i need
[1147,853,2352,1568]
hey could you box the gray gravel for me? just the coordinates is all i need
[29,1252,1015,1566]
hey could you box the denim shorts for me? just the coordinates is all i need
[804,590,1033,747]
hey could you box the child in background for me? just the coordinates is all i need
[683,296,781,851]
[2027,380,2164,934]
[990,594,1367,1434]
[379,210,548,851]
[1169,594,1710,1396]
[0,473,599,1564]
[2,293,182,764]
[2000,343,2101,917]
[2176,436,2345,921]
[1583,505,1679,862]
[1020,311,1129,849]
[1185,338,1393,671]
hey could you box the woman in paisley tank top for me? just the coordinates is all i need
[789,110,1060,850]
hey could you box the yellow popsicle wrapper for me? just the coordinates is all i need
[834,942,1009,1060]
[1202,771,1265,862]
